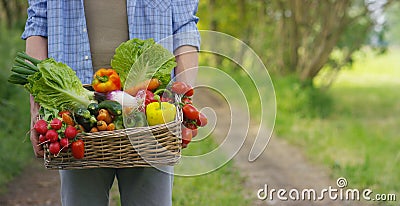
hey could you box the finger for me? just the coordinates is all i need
[30,130,44,158]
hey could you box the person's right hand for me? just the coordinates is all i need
[30,96,44,158]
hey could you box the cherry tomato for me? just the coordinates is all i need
[182,104,199,120]
[196,112,208,127]
[183,120,198,130]
[191,128,198,138]
[171,82,188,94]
[181,97,192,105]
[71,139,85,159]
[184,86,194,97]
[147,78,160,91]
[181,127,192,147]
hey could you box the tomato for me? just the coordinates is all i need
[171,82,188,94]
[71,139,85,159]
[181,97,192,105]
[181,127,192,147]
[147,78,160,91]
[184,86,194,97]
[182,104,199,120]
[183,120,198,130]
[191,128,198,138]
[196,112,208,127]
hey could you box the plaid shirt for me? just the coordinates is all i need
[22,0,200,84]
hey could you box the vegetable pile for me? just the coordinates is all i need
[9,38,207,159]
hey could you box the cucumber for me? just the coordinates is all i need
[98,100,122,116]
[87,102,99,115]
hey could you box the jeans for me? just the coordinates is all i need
[59,166,173,206]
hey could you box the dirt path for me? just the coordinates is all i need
[0,91,366,206]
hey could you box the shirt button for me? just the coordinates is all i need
[84,55,89,60]
[83,28,87,32]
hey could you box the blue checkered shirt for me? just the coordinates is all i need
[22,0,200,84]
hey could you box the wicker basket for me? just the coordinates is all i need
[44,108,182,170]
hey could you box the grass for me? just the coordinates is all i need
[173,136,250,205]
[274,47,400,198]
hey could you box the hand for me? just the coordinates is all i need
[30,96,44,158]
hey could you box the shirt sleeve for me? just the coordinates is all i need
[172,0,201,52]
[21,0,48,40]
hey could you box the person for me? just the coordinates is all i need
[23,0,200,205]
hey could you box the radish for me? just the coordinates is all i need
[60,138,69,152]
[50,118,63,130]
[49,141,61,155]
[34,119,48,134]
[65,125,78,139]
[46,130,59,143]
[39,134,47,143]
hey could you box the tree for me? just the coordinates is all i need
[197,0,396,86]
[0,0,27,29]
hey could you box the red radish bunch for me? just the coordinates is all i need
[34,116,84,158]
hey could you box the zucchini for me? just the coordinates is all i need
[98,100,122,116]
[87,102,99,115]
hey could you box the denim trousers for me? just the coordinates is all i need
[59,166,173,206]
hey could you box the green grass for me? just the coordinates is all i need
[173,136,250,205]
[274,47,400,197]
[0,28,32,194]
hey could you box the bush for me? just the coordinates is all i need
[273,75,334,119]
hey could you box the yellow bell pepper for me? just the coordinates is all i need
[146,102,176,126]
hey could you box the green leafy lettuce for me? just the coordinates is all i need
[111,38,177,90]
[26,59,94,111]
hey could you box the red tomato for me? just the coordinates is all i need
[71,139,85,159]
[191,128,198,138]
[182,104,199,120]
[181,97,192,105]
[184,86,194,97]
[171,82,188,94]
[181,127,193,147]
[183,120,198,130]
[196,112,208,127]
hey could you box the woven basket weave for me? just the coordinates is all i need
[44,109,182,170]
